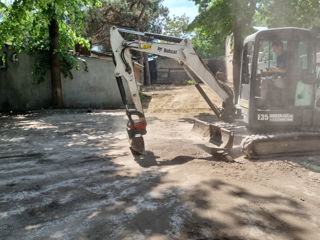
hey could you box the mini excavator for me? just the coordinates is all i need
[110,26,320,159]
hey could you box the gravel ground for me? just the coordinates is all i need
[1,86,320,240]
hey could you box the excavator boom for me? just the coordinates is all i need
[110,26,235,154]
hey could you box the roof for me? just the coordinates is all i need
[244,27,312,44]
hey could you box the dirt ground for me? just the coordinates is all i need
[1,85,320,240]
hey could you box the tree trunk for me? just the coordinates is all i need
[49,18,63,108]
[134,1,151,86]
[232,16,243,103]
[143,52,151,86]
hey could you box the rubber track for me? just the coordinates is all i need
[241,130,320,159]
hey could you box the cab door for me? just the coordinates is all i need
[312,35,320,127]
[239,41,254,123]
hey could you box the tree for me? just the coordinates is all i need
[0,0,101,107]
[84,0,168,86]
[84,0,168,50]
[129,0,152,86]
[163,14,191,38]
[162,13,224,58]
[0,2,6,20]
[258,0,320,28]
[192,28,225,58]
[189,0,260,101]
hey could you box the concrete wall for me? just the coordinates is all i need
[0,48,125,112]
[0,50,52,111]
[61,56,123,109]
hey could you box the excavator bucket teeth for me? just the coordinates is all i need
[129,135,145,155]
[192,119,234,149]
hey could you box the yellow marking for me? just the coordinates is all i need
[243,103,249,108]
[141,44,152,50]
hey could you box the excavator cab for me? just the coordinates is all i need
[238,28,320,131]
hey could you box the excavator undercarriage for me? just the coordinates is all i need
[192,119,320,159]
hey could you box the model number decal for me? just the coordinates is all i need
[257,113,294,122]
[257,114,269,121]
[269,113,294,122]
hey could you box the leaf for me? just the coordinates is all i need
[0,0,103,81]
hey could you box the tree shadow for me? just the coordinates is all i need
[108,177,312,240]
[0,110,149,239]
[0,110,317,240]
[180,179,310,240]
[133,151,194,168]
[133,148,241,168]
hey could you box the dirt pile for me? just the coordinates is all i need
[143,84,221,114]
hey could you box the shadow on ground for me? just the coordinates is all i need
[133,149,238,168]
[0,110,317,240]
[180,179,308,240]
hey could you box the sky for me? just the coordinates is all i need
[0,1,199,23]
[162,0,198,22]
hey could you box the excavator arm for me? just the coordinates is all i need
[110,26,235,154]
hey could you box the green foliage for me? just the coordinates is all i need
[139,91,147,102]
[59,51,79,80]
[192,28,225,58]
[189,0,232,38]
[189,0,320,59]
[31,52,50,83]
[258,0,320,28]
[187,79,194,85]
[84,0,168,49]
[0,0,101,82]
[128,0,169,32]
[252,10,267,27]
[163,14,191,38]
[189,0,259,58]
[0,2,6,19]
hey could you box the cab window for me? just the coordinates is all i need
[257,40,288,73]
[241,42,254,84]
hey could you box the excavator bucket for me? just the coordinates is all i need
[129,135,145,155]
[125,110,147,156]
[127,117,147,155]
[192,119,234,149]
